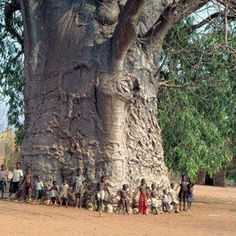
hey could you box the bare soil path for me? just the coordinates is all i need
[0,185,236,236]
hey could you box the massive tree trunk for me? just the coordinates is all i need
[19,0,208,193]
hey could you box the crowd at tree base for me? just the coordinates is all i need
[0,162,195,216]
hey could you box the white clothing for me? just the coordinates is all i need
[75,175,85,193]
[36,181,44,191]
[0,170,7,181]
[12,169,23,182]
[97,190,105,200]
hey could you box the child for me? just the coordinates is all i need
[96,175,112,216]
[23,168,33,202]
[115,184,130,215]
[162,189,171,213]
[49,181,59,207]
[178,174,188,211]
[35,176,44,201]
[74,169,86,208]
[169,183,180,213]
[137,178,148,215]
[187,180,195,210]
[9,162,24,200]
[0,164,8,198]
[60,180,69,208]
[150,183,159,215]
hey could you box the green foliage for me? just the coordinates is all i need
[158,16,236,180]
[0,1,24,146]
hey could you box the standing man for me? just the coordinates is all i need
[74,169,86,208]
[9,162,24,200]
[0,164,8,198]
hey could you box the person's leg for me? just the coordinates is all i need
[35,190,39,201]
[65,198,68,208]
[183,197,186,211]
[138,195,142,214]
[29,187,32,201]
[39,190,43,200]
[76,193,79,208]
[8,182,14,199]
[101,198,104,212]
[15,182,21,200]
[155,207,158,215]
[51,197,55,207]
[121,199,125,214]
[79,188,84,208]
[125,199,129,214]
[144,196,148,214]
[97,196,103,216]
[24,186,28,201]
[96,194,101,211]
[0,183,3,198]
[0,182,4,198]
[179,198,182,211]
[173,202,179,213]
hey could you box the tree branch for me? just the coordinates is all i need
[159,81,193,88]
[111,0,146,71]
[190,11,236,31]
[4,0,23,48]
[217,0,236,14]
[142,0,209,48]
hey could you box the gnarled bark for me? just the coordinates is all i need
[18,0,209,194]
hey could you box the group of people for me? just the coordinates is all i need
[0,162,195,215]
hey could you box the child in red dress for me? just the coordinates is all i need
[138,179,148,215]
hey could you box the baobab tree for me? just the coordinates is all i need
[4,0,234,192]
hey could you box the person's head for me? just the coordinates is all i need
[16,162,21,169]
[123,184,128,191]
[182,174,186,181]
[151,183,156,190]
[163,189,167,195]
[64,180,67,185]
[26,168,31,174]
[170,183,175,189]
[141,178,146,185]
[77,169,82,176]
[52,181,57,186]
[37,176,42,181]
[101,175,106,182]
[1,164,6,170]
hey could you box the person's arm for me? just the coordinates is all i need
[21,174,25,185]
[113,190,120,199]
[87,183,98,194]
[106,185,112,197]
[5,170,9,181]
[56,187,60,198]
[20,170,24,184]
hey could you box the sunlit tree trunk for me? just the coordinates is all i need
[19,0,208,192]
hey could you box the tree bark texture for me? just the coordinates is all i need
[19,0,208,193]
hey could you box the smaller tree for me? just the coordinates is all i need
[158,13,236,179]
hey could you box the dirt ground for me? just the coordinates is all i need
[0,185,236,236]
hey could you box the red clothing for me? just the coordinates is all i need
[138,193,147,214]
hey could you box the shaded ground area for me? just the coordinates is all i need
[0,185,236,236]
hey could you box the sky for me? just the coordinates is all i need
[0,100,8,132]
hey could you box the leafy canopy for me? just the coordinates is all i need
[0,1,24,146]
[158,13,236,179]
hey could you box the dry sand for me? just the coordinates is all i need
[0,185,236,236]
